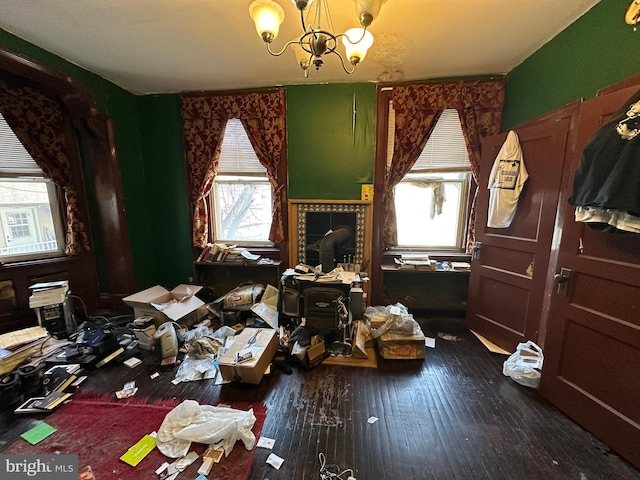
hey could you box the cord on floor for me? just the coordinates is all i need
[318,452,356,480]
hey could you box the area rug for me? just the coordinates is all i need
[4,393,266,480]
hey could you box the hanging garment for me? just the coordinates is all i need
[569,88,640,233]
[487,130,529,228]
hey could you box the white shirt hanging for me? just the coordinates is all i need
[487,130,528,228]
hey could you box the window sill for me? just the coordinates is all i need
[0,253,70,268]
[383,250,471,263]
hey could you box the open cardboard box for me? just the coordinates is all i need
[250,284,279,329]
[293,335,327,369]
[123,284,206,326]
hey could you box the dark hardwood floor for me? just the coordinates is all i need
[1,316,638,479]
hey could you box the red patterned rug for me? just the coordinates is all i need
[5,393,266,480]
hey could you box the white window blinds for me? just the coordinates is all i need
[387,104,471,172]
[217,118,267,175]
[0,113,43,177]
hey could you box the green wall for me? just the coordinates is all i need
[136,95,193,287]
[504,0,640,128]
[287,83,376,199]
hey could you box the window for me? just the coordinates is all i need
[0,113,65,261]
[388,105,471,250]
[210,119,272,245]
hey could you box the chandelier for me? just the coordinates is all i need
[249,0,387,77]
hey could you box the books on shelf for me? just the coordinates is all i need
[196,243,261,264]
[394,257,436,270]
[451,262,471,271]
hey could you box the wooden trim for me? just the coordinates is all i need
[0,45,135,313]
[287,201,373,297]
[84,114,136,295]
[288,198,372,205]
[370,87,392,305]
[0,47,97,119]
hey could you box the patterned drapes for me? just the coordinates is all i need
[181,90,286,247]
[383,79,506,251]
[0,77,90,254]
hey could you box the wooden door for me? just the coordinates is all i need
[466,111,576,352]
[540,85,640,470]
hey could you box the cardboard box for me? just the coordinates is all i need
[250,284,279,329]
[377,330,426,360]
[293,336,327,369]
[123,284,205,326]
[351,322,368,359]
[368,315,388,329]
[218,328,278,384]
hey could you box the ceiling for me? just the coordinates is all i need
[0,0,602,95]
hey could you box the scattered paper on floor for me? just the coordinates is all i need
[266,453,284,469]
[257,437,275,449]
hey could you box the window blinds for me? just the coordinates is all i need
[217,118,267,175]
[0,113,43,177]
[387,103,470,172]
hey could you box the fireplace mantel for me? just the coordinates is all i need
[288,200,372,275]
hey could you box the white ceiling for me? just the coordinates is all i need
[0,0,601,95]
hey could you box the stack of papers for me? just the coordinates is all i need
[0,326,51,375]
[28,280,69,308]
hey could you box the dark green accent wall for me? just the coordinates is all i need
[287,83,376,199]
[504,0,640,128]
[136,95,193,287]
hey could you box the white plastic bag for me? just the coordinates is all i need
[502,341,544,389]
[156,400,257,458]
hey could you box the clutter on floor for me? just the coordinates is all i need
[1,269,436,478]
[3,395,267,480]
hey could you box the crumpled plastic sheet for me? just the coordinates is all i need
[156,399,257,458]
[366,302,422,338]
[173,326,236,383]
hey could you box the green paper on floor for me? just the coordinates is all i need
[21,422,57,445]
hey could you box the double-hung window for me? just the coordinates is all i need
[211,119,272,245]
[388,106,471,251]
[0,113,65,262]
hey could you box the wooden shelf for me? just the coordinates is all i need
[194,261,283,297]
[381,265,469,313]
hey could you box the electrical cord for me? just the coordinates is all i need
[318,452,355,480]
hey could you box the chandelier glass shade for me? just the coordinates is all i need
[249,0,386,77]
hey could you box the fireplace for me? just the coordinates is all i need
[289,201,370,272]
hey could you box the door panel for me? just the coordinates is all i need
[466,118,572,351]
[541,85,640,470]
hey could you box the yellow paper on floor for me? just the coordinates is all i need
[470,330,511,355]
[120,434,157,466]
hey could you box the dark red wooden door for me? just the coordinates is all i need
[466,115,574,352]
[540,85,640,470]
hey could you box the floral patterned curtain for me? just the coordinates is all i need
[242,117,286,243]
[0,77,90,254]
[181,89,286,247]
[382,79,506,251]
